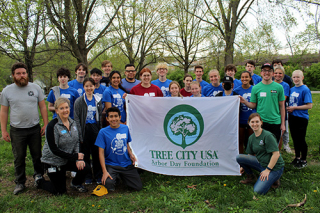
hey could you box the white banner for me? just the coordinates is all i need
[127,95,241,176]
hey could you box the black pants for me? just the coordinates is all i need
[263,122,281,144]
[105,165,142,192]
[40,161,90,195]
[289,114,309,160]
[83,123,102,180]
[10,124,43,184]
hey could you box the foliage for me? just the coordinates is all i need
[304,62,320,89]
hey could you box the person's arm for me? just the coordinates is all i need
[99,147,113,185]
[279,100,285,134]
[287,103,312,113]
[46,121,79,160]
[39,100,48,136]
[48,102,55,112]
[239,96,257,109]
[259,151,280,181]
[0,105,11,142]
[127,143,137,165]
[104,102,112,112]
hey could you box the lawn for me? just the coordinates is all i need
[0,95,319,212]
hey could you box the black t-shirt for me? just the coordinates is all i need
[100,76,110,87]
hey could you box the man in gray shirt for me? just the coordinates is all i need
[0,62,48,195]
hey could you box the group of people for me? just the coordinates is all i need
[0,58,312,196]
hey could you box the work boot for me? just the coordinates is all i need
[240,174,256,184]
[271,179,280,189]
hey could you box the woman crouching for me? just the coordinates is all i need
[236,113,285,195]
[38,97,90,195]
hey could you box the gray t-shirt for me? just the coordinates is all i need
[0,82,45,128]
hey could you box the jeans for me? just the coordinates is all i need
[236,154,284,195]
[10,124,43,184]
[40,161,90,195]
[105,164,142,192]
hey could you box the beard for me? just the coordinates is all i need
[14,75,29,87]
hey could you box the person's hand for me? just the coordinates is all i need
[76,161,85,170]
[240,167,244,174]
[78,153,84,160]
[280,123,286,136]
[239,96,246,104]
[101,171,113,185]
[130,154,137,165]
[122,93,127,99]
[2,131,11,142]
[259,169,270,181]
[286,106,295,113]
[40,125,47,136]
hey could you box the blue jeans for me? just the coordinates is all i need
[236,154,284,195]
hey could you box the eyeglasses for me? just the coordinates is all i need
[125,70,136,73]
[157,68,167,71]
[261,69,273,73]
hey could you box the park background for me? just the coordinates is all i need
[0,0,320,212]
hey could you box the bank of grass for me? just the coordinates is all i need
[0,95,319,212]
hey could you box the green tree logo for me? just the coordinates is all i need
[164,105,204,149]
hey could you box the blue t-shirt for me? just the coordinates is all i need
[202,84,223,97]
[289,85,312,120]
[103,86,126,123]
[234,86,256,124]
[85,95,97,124]
[151,79,172,97]
[68,79,84,97]
[47,87,80,119]
[190,94,205,97]
[193,79,209,90]
[251,74,262,85]
[233,79,242,89]
[121,78,141,93]
[95,124,132,167]
[279,81,290,98]
[94,85,107,99]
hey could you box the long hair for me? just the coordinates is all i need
[109,70,126,92]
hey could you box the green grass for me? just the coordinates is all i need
[0,96,319,212]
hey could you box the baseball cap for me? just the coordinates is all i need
[92,185,108,196]
[222,76,233,84]
[261,63,273,70]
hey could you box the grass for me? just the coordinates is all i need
[0,95,320,212]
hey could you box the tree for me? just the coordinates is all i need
[0,0,55,82]
[187,0,254,66]
[111,0,164,73]
[161,0,207,74]
[45,0,125,65]
[170,115,197,149]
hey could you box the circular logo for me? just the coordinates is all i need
[164,104,204,149]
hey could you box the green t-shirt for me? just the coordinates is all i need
[246,130,285,171]
[250,81,285,124]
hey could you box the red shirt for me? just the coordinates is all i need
[130,83,163,97]
[180,88,192,97]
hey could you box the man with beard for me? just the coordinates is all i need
[0,62,48,195]
[121,64,141,93]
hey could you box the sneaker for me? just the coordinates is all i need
[70,182,88,192]
[96,178,102,185]
[85,178,92,185]
[290,158,300,165]
[13,184,25,195]
[34,174,43,189]
[295,160,307,169]
[283,144,292,153]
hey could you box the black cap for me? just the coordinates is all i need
[261,63,273,70]
[90,68,103,75]
[222,76,233,84]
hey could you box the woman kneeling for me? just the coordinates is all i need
[38,97,90,195]
[236,113,285,195]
